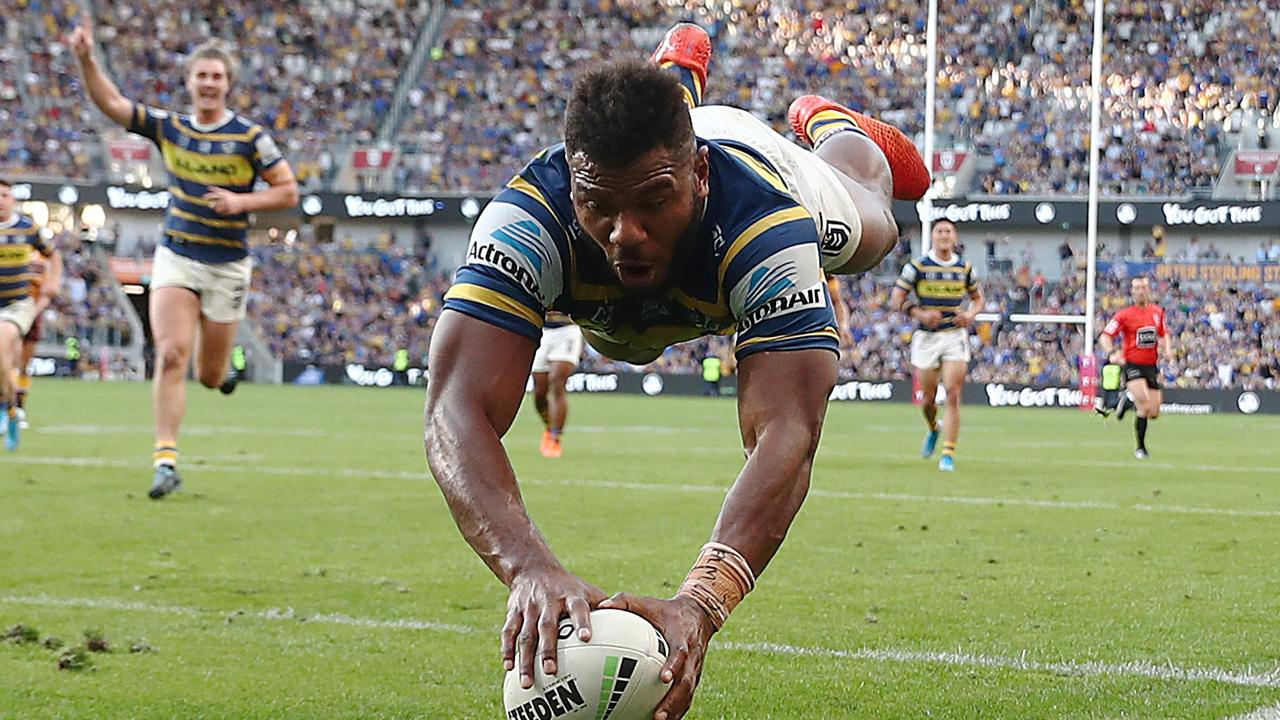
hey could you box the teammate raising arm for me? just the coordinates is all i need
[68,16,298,498]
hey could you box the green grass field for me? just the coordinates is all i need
[2,379,1278,719]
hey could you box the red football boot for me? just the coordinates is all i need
[650,23,712,97]
[788,94,931,201]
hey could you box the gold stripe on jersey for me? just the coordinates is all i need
[0,227,38,236]
[445,283,544,329]
[722,146,787,193]
[0,252,31,268]
[167,185,215,208]
[737,327,840,351]
[0,286,29,298]
[171,120,262,143]
[719,206,812,282]
[507,176,558,221]
[169,206,249,230]
[165,229,245,249]
[161,140,257,187]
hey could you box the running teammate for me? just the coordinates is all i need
[69,19,299,498]
[0,179,62,451]
[15,249,54,429]
[889,220,983,472]
[531,311,583,458]
[425,25,929,720]
[1099,276,1172,459]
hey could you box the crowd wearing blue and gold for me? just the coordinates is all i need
[0,215,51,309]
[443,140,839,363]
[895,253,979,331]
[129,104,283,264]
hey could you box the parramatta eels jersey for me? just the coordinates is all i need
[896,252,979,332]
[0,214,52,309]
[129,104,283,264]
[443,140,839,363]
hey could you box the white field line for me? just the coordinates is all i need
[29,423,1274,472]
[5,455,1280,519]
[0,593,475,634]
[719,642,1280,689]
[1228,703,1280,720]
[2,593,1279,690]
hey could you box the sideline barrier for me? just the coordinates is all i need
[278,363,1279,415]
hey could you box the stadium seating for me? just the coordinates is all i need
[4,0,1274,196]
[247,241,447,367]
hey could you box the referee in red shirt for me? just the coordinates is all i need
[1099,276,1174,458]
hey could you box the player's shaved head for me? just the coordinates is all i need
[563,61,709,292]
[564,61,695,168]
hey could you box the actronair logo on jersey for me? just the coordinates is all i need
[467,220,554,302]
[737,281,826,333]
[505,678,588,720]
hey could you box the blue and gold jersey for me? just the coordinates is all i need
[129,104,283,264]
[443,140,838,363]
[895,253,979,331]
[0,214,52,309]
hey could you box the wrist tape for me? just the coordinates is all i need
[676,542,756,630]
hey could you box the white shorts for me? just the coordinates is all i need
[151,245,253,323]
[910,328,970,370]
[691,105,863,273]
[532,324,583,373]
[0,297,37,336]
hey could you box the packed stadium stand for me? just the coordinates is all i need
[5,0,1279,196]
[247,241,447,366]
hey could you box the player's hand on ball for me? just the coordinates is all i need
[503,566,606,690]
[598,592,716,720]
[918,309,944,328]
[203,188,246,215]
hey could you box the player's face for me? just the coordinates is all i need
[931,221,958,254]
[0,185,13,220]
[186,58,231,115]
[1130,278,1150,303]
[569,144,710,290]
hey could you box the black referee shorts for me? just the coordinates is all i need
[1123,363,1160,389]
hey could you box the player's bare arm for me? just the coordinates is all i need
[954,285,985,328]
[1099,329,1121,363]
[33,249,63,316]
[67,16,133,127]
[828,278,853,347]
[424,311,606,690]
[204,161,300,215]
[890,285,941,328]
[601,347,837,720]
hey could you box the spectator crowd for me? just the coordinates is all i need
[4,0,1277,197]
[241,237,1279,392]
